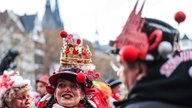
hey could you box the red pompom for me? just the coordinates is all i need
[76,73,86,83]
[119,45,139,64]
[60,30,68,38]
[174,11,186,24]
[76,39,81,44]
[94,72,100,77]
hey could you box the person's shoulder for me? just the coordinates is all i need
[36,94,52,108]
[88,100,97,108]
[37,100,48,108]
[85,87,108,108]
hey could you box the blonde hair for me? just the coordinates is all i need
[1,85,31,108]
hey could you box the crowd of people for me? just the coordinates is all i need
[0,0,192,108]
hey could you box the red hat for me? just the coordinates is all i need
[36,75,49,85]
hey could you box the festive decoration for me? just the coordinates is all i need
[115,0,148,60]
[60,30,68,38]
[58,30,100,84]
[59,30,92,67]
[158,41,173,57]
[48,30,100,88]
[174,11,186,24]
[119,45,139,64]
[76,72,86,83]
[86,70,100,81]
[0,70,31,107]
[112,0,179,64]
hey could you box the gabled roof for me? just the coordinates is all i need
[0,10,25,33]
[181,34,189,40]
[19,14,37,33]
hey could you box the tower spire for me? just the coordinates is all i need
[42,0,64,30]
[42,0,57,29]
[53,0,64,29]
[46,0,51,9]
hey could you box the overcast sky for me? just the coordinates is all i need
[0,0,192,45]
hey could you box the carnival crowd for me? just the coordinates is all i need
[0,0,192,108]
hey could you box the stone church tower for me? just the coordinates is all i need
[42,0,64,30]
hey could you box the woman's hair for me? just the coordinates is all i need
[1,85,31,108]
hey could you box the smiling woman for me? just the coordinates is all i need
[41,69,96,108]
[54,75,85,107]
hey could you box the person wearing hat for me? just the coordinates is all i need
[35,75,49,105]
[0,70,35,108]
[39,68,97,108]
[106,78,122,102]
[93,80,116,108]
[37,30,108,108]
[110,0,192,108]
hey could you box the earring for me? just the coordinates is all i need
[79,98,86,105]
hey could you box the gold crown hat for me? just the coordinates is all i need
[59,30,92,69]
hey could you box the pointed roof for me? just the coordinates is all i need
[19,14,37,33]
[181,34,189,40]
[45,0,51,8]
[53,0,64,29]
